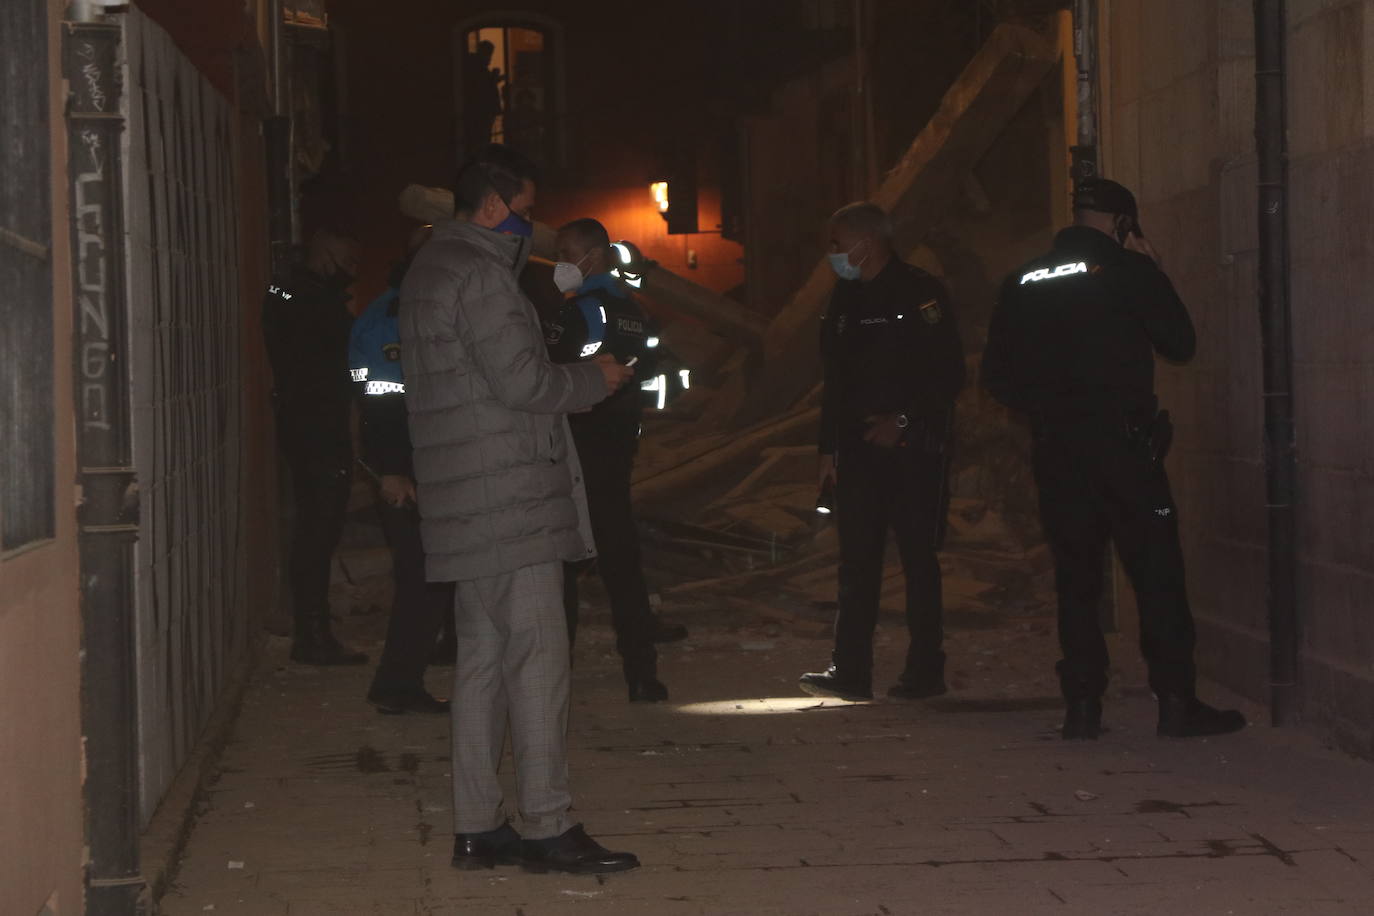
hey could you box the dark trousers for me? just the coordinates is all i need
[281,427,351,638]
[564,424,657,677]
[832,433,949,685]
[371,502,454,694]
[1033,423,1197,700]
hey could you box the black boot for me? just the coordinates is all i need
[624,659,668,703]
[1062,697,1103,740]
[1157,694,1246,738]
[799,666,872,700]
[291,615,368,666]
[888,655,947,699]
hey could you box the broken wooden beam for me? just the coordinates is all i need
[737,22,1059,425]
[640,263,766,347]
[631,406,820,504]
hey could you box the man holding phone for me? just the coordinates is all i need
[982,178,1245,741]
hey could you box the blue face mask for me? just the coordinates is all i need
[828,242,866,281]
[493,200,534,238]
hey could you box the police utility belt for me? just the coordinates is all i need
[1034,404,1173,464]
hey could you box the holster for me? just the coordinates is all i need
[1125,409,1172,464]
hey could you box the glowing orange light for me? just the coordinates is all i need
[650,180,669,214]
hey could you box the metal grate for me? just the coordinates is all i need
[122,8,246,825]
[0,0,55,552]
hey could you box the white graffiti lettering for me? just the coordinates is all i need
[75,128,111,431]
[77,42,107,112]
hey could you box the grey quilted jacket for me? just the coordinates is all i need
[398,219,605,582]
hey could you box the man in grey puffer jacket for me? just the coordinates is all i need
[400,145,639,874]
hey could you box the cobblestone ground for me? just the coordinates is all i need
[162,574,1374,916]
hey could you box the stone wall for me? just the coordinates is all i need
[1102,0,1374,753]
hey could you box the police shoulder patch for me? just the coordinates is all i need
[382,342,402,361]
[917,298,942,325]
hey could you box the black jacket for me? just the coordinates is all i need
[544,278,656,439]
[982,226,1194,420]
[262,266,354,442]
[819,258,964,454]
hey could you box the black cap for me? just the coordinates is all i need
[1073,178,1138,222]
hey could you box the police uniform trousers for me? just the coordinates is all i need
[562,422,657,677]
[371,502,454,694]
[832,430,948,684]
[1032,420,1197,701]
[451,560,573,840]
[277,407,352,638]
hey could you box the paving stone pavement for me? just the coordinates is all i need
[161,595,1374,916]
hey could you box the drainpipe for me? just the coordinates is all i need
[64,6,146,914]
[1254,0,1299,726]
[1070,0,1099,185]
[266,0,292,278]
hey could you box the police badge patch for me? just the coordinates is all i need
[383,342,402,361]
[917,298,942,325]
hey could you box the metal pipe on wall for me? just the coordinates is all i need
[64,16,147,914]
[1253,0,1299,726]
[1071,0,1099,184]
[266,0,293,277]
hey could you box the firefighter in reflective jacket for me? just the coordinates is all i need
[262,230,368,666]
[348,226,454,715]
[544,218,683,702]
[982,178,1245,740]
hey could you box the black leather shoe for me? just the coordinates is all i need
[452,823,523,870]
[290,633,368,666]
[799,667,872,700]
[521,824,639,875]
[367,688,451,716]
[1157,694,1246,738]
[651,618,689,643]
[887,674,948,700]
[1062,697,1103,740]
[628,676,669,703]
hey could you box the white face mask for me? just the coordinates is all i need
[553,251,594,294]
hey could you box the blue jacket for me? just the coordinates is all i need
[349,286,413,476]
[543,272,657,436]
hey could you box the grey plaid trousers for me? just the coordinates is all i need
[450,560,573,839]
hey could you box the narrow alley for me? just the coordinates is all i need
[158,541,1374,916]
[6,3,1374,915]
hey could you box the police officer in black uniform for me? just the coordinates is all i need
[262,229,368,666]
[544,218,669,702]
[350,226,453,713]
[982,178,1245,740]
[800,202,965,702]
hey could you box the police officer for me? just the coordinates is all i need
[349,226,454,714]
[545,218,670,702]
[800,202,965,701]
[982,178,1246,740]
[262,229,368,666]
